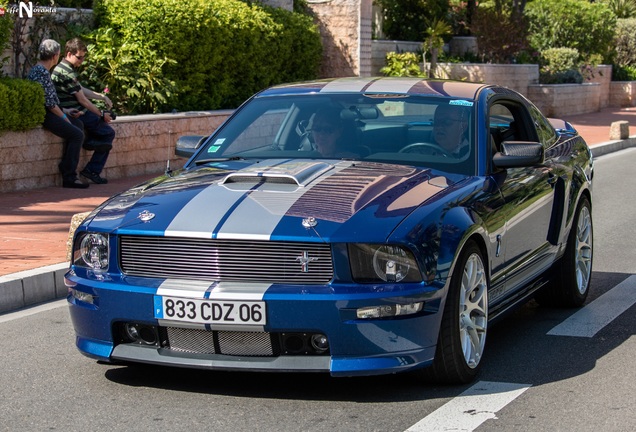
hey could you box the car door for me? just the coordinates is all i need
[488,100,559,298]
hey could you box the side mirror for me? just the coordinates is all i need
[175,135,208,158]
[493,141,544,168]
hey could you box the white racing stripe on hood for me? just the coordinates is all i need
[216,160,352,239]
[164,160,352,240]
[164,159,287,238]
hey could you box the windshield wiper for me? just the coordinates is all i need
[194,156,246,166]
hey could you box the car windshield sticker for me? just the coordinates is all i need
[208,145,221,153]
[450,100,474,107]
[214,138,225,145]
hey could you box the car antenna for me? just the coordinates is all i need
[165,129,173,176]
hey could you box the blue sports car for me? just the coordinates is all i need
[67,78,593,384]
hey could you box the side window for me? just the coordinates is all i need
[488,104,514,153]
[529,105,558,148]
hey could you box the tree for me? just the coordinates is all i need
[377,0,449,41]
[424,18,452,77]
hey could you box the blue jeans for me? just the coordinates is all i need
[79,111,116,174]
[43,111,84,182]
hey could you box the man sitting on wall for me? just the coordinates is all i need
[52,37,115,184]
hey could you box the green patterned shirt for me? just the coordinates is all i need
[51,59,85,113]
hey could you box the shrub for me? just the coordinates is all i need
[0,12,12,75]
[539,48,585,84]
[89,0,321,112]
[540,69,584,84]
[376,0,448,41]
[470,5,529,63]
[525,0,617,63]
[601,0,636,18]
[540,47,580,73]
[612,65,636,81]
[380,52,425,77]
[0,78,45,132]
[614,18,636,67]
[81,28,179,115]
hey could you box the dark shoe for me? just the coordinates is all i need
[80,169,108,184]
[63,179,89,189]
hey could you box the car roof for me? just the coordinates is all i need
[258,77,490,100]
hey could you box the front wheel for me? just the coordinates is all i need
[417,240,488,384]
[538,196,593,307]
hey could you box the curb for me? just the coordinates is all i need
[590,136,636,158]
[2,137,635,316]
[0,263,69,314]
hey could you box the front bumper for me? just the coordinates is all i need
[67,271,445,377]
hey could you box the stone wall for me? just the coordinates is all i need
[527,83,601,117]
[610,81,636,107]
[0,111,232,193]
[435,63,540,96]
[588,65,612,109]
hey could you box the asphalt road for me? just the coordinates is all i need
[1,149,635,432]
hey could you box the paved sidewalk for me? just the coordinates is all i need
[1,106,636,313]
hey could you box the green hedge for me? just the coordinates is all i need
[0,78,45,132]
[525,0,617,63]
[87,0,322,113]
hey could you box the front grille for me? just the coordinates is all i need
[119,236,333,284]
[165,327,275,356]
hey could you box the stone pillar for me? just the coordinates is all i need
[308,0,372,78]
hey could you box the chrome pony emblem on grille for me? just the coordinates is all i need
[138,210,155,222]
[295,251,318,273]
[302,217,317,228]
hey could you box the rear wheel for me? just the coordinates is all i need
[418,241,488,384]
[538,196,593,307]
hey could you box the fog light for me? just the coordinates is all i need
[356,302,423,319]
[310,334,329,353]
[124,323,158,345]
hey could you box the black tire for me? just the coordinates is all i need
[417,240,488,384]
[537,196,593,308]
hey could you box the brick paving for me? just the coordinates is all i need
[1,106,635,277]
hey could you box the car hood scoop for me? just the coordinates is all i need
[220,161,333,187]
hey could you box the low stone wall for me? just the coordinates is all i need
[610,81,636,107]
[527,83,601,117]
[0,111,232,193]
[435,63,540,97]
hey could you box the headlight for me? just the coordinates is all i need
[349,244,422,283]
[73,233,109,270]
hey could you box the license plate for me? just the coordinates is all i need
[154,296,266,325]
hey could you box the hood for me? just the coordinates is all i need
[85,159,460,242]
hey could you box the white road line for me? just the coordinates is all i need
[0,299,67,324]
[405,381,531,432]
[547,275,636,337]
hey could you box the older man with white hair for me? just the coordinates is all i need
[27,39,87,188]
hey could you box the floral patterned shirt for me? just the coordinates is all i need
[27,64,60,109]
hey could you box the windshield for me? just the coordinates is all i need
[194,94,476,175]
